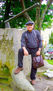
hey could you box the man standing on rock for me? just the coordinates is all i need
[14,21,42,85]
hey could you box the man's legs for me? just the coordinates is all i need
[14,48,24,74]
[14,48,30,74]
[18,48,24,68]
[30,66,37,80]
[30,48,38,85]
[30,65,37,85]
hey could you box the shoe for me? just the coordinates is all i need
[30,80,35,85]
[14,67,23,74]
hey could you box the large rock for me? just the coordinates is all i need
[0,29,35,91]
[12,69,35,91]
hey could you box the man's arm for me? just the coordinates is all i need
[21,32,26,48]
[21,33,29,56]
[36,30,42,55]
[36,30,42,49]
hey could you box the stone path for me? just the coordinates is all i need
[33,74,53,91]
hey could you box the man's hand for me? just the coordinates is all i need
[36,48,41,56]
[23,47,29,56]
[36,50,40,56]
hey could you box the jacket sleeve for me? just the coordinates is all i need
[36,30,42,48]
[21,32,26,48]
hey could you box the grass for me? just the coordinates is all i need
[46,59,53,65]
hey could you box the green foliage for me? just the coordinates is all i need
[40,4,46,16]
[49,32,53,44]
[24,0,36,21]
[41,4,53,30]
[9,0,28,28]
[10,0,36,28]
[42,19,52,30]
[0,0,53,29]
[49,5,53,10]
[10,16,27,28]
[44,14,53,22]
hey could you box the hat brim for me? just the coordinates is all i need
[26,23,34,25]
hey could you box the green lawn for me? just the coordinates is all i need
[46,59,53,65]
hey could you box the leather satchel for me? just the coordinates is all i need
[33,55,44,69]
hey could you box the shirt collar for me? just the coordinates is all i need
[27,29,33,33]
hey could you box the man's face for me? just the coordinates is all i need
[26,24,34,32]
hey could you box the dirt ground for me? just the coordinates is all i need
[33,74,53,91]
[33,62,53,91]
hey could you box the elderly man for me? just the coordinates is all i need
[14,21,42,85]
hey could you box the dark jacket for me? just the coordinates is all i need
[21,30,42,48]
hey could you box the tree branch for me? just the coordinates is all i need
[34,1,41,31]
[4,0,11,20]
[4,3,39,23]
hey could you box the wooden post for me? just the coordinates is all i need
[5,22,11,28]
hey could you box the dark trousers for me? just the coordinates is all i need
[18,47,38,80]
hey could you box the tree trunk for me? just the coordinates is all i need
[40,0,53,27]
[34,1,41,31]
[20,0,32,21]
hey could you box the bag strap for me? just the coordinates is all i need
[25,31,28,45]
[33,30,39,47]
